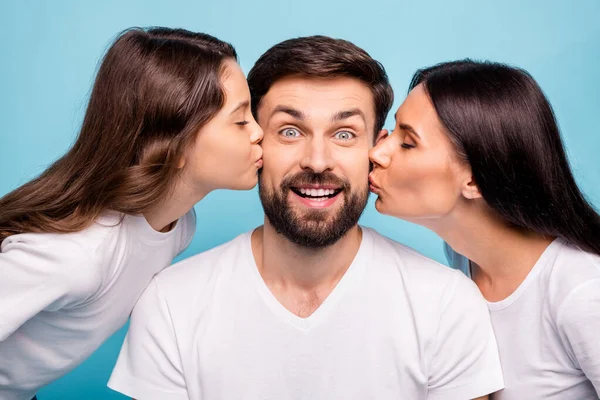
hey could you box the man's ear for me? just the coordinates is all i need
[375,129,389,146]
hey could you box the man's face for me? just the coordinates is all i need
[256,75,378,248]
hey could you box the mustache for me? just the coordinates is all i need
[281,171,350,191]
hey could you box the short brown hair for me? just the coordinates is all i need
[248,35,393,134]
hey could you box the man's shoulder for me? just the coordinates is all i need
[364,227,479,303]
[365,227,459,279]
[364,227,487,328]
[152,230,252,293]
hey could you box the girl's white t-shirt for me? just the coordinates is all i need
[0,209,196,400]
[445,239,600,399]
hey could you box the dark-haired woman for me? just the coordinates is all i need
[0,27,263,400]
[369,60,600,399]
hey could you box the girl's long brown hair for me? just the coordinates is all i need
[0,27,237,243]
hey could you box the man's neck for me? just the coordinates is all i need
[251,220,363,317]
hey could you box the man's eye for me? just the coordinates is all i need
[334,131,355,141]
[280,128,301,138]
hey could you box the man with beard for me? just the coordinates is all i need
[108,37,504,400]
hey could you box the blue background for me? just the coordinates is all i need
[1,0,599,398]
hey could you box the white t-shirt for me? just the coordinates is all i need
[108,227,504,400]
[445,239,600,399]
[0,210,196,400]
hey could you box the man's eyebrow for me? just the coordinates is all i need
[269,106,306,120]
[331,108,367,126]
[398,123,421,139]
[229,100,249,116]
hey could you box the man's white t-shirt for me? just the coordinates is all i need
[445,239,600,399]
[0,210,196,400]
[108,227,504,400]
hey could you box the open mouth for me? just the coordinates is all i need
[290,187,343,202]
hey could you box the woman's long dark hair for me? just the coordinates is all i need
[410,60,600,255]
[0,27,237,243]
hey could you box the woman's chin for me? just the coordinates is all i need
[374,197,392,216]
[375,197,414,221]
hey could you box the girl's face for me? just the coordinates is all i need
[182,60,264,193]
[368,84,475,224]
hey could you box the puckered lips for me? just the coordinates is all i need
[368,172,381,194]
[289,183,343,209]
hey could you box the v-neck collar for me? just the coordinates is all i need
[243,227,373,331]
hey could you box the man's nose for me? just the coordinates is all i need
[299,136,335,173]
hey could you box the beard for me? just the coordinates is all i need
[258,170,369,249]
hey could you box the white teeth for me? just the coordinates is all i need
[297,187,338,198]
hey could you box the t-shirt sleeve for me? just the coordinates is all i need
[427,272,504,399]
[556,278,600,396]
[0,239,75,341]
[108,279,188,400]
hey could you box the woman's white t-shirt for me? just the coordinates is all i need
[445,239,600,399]
[0,210,196,400]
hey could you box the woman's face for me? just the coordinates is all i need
[182,59,264,193]
[368,84,473,224]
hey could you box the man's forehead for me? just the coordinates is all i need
[258,75,375,121]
